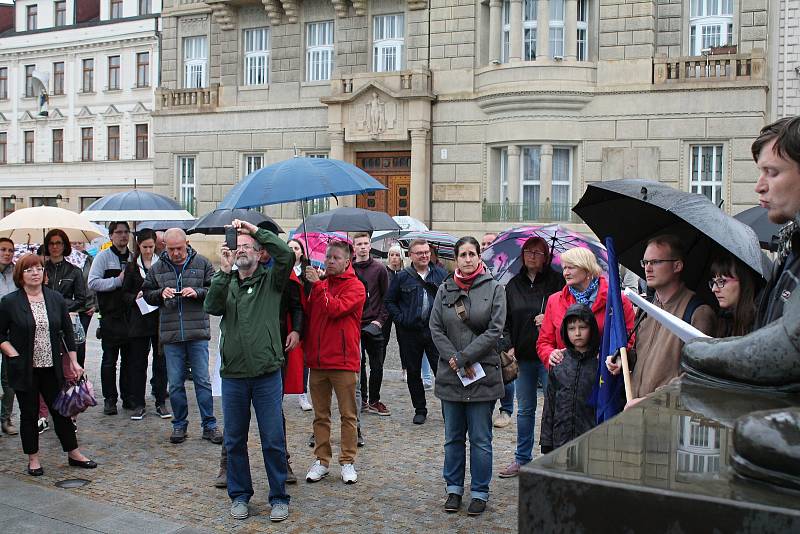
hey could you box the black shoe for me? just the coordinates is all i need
[103,400,117,416]
[730,408,800,490]
[444,493,462,513]
[121,401,134,411]
[26,464,43,476]
[130,407,146,421]
[413,413,427,425]
[68,457,97,469]
[155,405,172,419]
[202,427,224,444]
[308,433,315,448]
[466,499,486,516]
[286,462,297,484]
[170,427,187,444]
[357,430,365,448]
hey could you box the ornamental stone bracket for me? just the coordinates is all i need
[206,0,237,31]
[258,0,428,23]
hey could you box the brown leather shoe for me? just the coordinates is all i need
[2,419,18,436]
[498,461,520,478]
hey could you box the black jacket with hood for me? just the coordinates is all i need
[540,303,601,452]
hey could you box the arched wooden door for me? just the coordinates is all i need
[355,151,411,216]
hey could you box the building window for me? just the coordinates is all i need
[306,21,334,82]
[24,131,34,163]
[690,144,724,205]
[136,52,150,87]
[501,0,510,63]
[81,127,93,161]
[52,129,63,163]
[373,14,404,72]
[690,0,734,56]
[108,56,120,90]
[25,65,35,97]
[31,197,58,207]
[549,0,565,58]
[55,1,67,26]
[577,0,588,61]
[304,153,329,213]
[0,132,6,164]
[178,156,196,213]
[107,126,120,161]
[135,124,148,160]
[80,197,101,211]
[243,28,270,86]
[27,5,37,31]
[523,0,538,60]
[244,154,263,176]
[552,147,572,207]
[522,146,542,207]
[82,59,94,92]
[139,0,151,15]
[0,68,7,100]
[110,0,123,19]
[2,197,15,216]
[53,62,65,95]
[184,36,208,89]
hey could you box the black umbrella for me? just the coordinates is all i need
[187,209,283,235]
[733,206,786,252]
[300,207,401,233]
[572,179,766,292]
[138,219,196,232]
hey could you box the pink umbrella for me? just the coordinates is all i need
[291,231,351,268]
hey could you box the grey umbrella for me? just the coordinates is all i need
[300,207,401,233]
[572,179,766,293]
[187,208,283,235]
[733,206,787,252]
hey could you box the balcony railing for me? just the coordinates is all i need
[653,50,765,84]
[156,84,220,112]
[482,201,578,223]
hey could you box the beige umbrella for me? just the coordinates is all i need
[0,206,104,244]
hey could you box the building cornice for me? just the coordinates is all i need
[0,35,158,60]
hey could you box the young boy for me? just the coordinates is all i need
[540,303,601,454]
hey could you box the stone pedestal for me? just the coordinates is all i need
[520,378,800,533]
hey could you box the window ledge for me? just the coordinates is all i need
[132,85,151,90]
[239,84,270,91]
[301,80,330,87]
[105,88,122,93]
[78,91,96,95]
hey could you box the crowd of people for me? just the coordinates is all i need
[0,116,797,522]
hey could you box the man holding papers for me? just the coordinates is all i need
[430,236,506,517]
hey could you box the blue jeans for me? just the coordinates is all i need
[222,371,289,506]
[515,358,549,465]
[441,400,494,502]
[421,354,433,383]
[498,381,515,415]
[163,340,217,431]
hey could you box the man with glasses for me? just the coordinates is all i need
[608,235,716,404]
[385,239,448,424]
[89,221,134,416]
[0,237,17,435]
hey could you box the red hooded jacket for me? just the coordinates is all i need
[536,276,635,369]
[305,264,366,372]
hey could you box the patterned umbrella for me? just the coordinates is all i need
[390,230,458,260]
[482,224,608,285]
[289,231,352,268]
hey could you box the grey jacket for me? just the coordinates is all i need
[430,272,506,403]
[0,263,14,298]
[142,247,214,344]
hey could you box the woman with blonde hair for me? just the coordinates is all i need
[536,247,636,370]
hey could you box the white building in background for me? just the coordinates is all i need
[0,0,161,216]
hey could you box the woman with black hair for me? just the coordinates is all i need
[287,238,312,411]
[709,254,760,338]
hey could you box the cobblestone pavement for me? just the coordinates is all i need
[0,318,543,532]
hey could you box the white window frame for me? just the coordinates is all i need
[306,21,335,82]
[178,156,196,210]
[500,148,509,201]
[305,153,330,213]
[501,0,511,63]
[243,28,270,86]
[689,144,724,206]
[523,0,538,61]
[551,146,572,208]
[549,0,565,58]
[244,153,264,177]
[373,14,404,72]
[689,0,734,56]
[521,146,541,208]
[577,0,588,61]
[183,36,208,89]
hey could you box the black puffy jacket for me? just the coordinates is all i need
[45,259,87,313]
[502,268,564,361]
[540,303,601,452]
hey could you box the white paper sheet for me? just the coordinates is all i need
[458,363,486,386]
[624,288,711,343]
[135,297,158,315]
[211,332,223,397]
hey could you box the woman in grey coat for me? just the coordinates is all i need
[429,236,506,517]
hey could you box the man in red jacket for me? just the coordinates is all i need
[303,240,366,485]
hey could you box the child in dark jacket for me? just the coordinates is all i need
[540,303,601,454]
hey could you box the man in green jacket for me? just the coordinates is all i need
[204,219,293,523]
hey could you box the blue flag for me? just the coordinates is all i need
[593,236,628,423]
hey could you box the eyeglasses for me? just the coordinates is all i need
[411,251,430,256]
[640,259,679,268]
[48,241,64,246]
[523,250,546,257]
[23,267,44,274]
[235,243,255,251]
[708,276,737,289]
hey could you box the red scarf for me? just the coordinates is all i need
[454,263,485,292]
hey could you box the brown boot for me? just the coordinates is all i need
[2,419,18,436]
[286,461,297,484]
[214,448,227,488]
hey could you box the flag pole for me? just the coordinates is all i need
[619,347,633,402]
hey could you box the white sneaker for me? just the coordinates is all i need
[341,463,358,484]
[298,393,312,411]
[493,411,512,428]
[306,460,329,482]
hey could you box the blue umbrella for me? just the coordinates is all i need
[217,157,387,209]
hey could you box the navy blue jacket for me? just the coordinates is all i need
[385,264,447,330]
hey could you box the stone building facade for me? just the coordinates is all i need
[154,0,773,234]
[772,0,800,118]
[0,0,162,216]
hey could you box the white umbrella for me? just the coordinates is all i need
[80,190,194,222]
[0,206,104,243]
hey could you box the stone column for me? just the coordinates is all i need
[538,0,549,60]
[328,129,354,207]
[410,129,430,224]
[539,144,553,219]
[565,0,577,60]
[509,0,523,62]
[489,0,503,63]
[507,145,521,204]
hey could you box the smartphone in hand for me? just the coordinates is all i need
[225,227,237,251]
